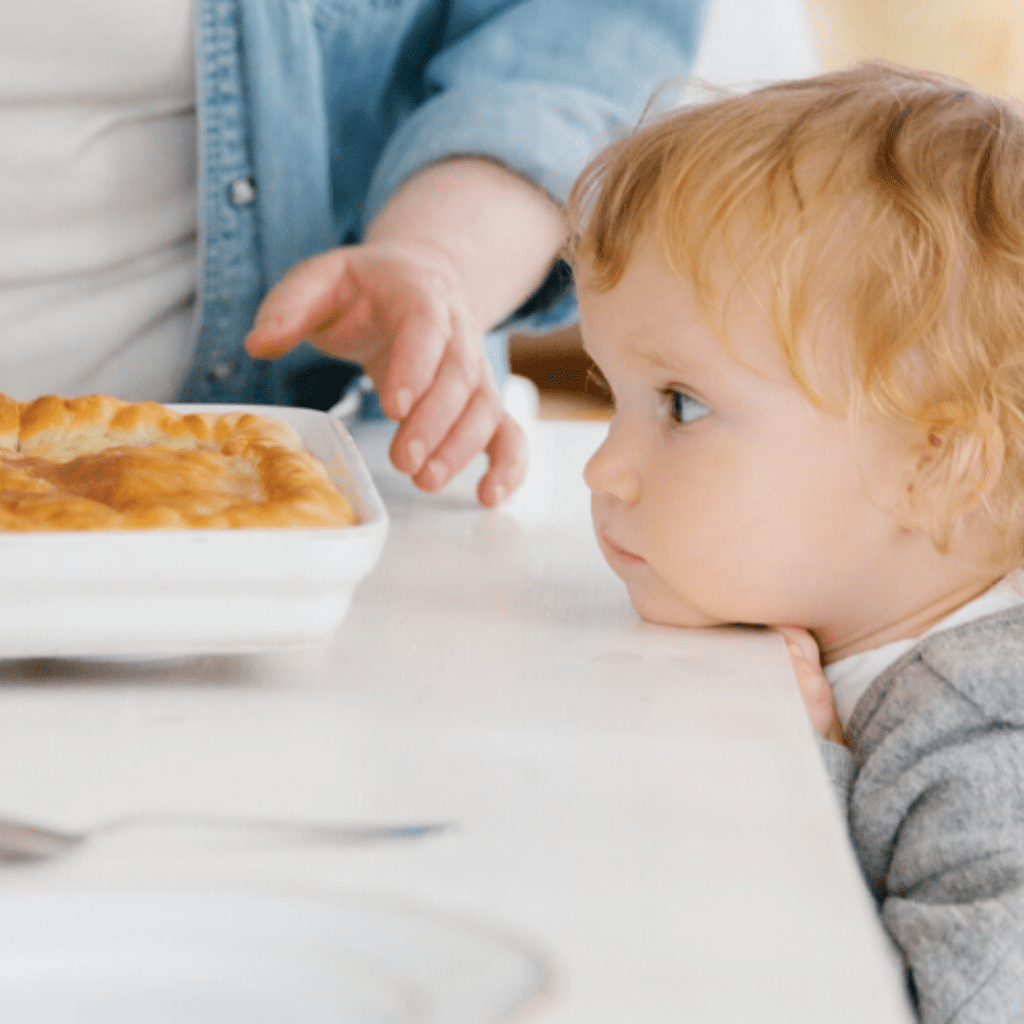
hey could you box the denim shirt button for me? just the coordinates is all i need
[228,177,257,206]
[207,361,236,382]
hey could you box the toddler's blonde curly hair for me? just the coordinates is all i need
[568,63,1024,571]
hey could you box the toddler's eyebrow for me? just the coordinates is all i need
[633,339,705,377]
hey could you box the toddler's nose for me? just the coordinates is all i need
[584,426,641,505]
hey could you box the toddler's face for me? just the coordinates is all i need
[579,234,918,659]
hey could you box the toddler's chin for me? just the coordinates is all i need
[626,587,715,630]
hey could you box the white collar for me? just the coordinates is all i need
[824,569,1024,731]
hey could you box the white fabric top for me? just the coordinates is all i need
[826,568,1024,730]
[0,0,198,402]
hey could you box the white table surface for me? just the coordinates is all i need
[0,415,914,1024]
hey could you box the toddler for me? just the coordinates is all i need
[567,63,1024,1024]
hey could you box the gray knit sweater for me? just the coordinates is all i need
[819,604,1024,1023]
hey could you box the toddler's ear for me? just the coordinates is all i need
[903,409,1004,552]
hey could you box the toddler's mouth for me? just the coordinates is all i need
[601,533,645,566]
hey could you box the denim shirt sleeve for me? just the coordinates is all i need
[361,0,707,335]
[363,0,709,226]
[185,0,708,406]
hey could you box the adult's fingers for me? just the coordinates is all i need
[386,343,529,505]
[387,323,488,471]
[477,411,528,506]
[389,390,527,506]
[374,304,453,424]
[404,388,500,493]
[244,250,360,359]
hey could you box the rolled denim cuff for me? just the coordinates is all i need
[363,82,630,228]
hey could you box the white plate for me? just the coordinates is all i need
[0,406,389,659]
[0,883,551,1024]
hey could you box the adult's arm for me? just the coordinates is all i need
[248,0,710,502]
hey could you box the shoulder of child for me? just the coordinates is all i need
[847,604,1024,747]
[843,604,1024,1024]
[916,605,1024,725]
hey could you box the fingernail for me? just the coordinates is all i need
[489,484,506,505]
[408,438,425,470]
[395,388,413,418]
[426,459,448,486]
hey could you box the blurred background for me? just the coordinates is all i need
[509,0,1024,420]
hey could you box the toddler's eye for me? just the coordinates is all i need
[665,389,710,424]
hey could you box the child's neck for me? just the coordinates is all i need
[818,573,1004,665]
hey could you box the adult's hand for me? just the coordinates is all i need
[245,158,567,507]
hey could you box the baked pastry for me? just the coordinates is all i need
[0,393,357,531]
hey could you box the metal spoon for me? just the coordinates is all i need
[0,813,450,864]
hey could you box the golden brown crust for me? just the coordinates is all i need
[0,394,357,531]
[0,393,18,452]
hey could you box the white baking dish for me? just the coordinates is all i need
[0,405,389,659]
